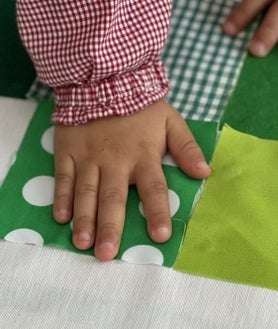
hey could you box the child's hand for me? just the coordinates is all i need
[53,101,211,261]
[223,0,278,57]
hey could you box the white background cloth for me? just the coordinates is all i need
[0,98,278,328]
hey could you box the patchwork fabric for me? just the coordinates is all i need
[174,126,278,290]
[26,0,257,122]
[0,101,217,267]
[221,44,278,140]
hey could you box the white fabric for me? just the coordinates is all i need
[0,241,277,329]
[0,97,36,185]
[0,98,278,328]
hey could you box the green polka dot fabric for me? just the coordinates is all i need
[0,101,218,267]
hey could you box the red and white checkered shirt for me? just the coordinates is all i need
[17,1,172,125]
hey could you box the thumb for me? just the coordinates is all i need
[166,110,211,179]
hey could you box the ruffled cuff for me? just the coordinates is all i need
[52,61,169,125]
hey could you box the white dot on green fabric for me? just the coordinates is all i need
[22,176,55,206]
[121,245,164,265]
[161,153,177,166]
[4,228,44,246]
[41,126,54,154]
[139,189,180,217]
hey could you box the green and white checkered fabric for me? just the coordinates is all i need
[163,0,257,121]
[26,0,257,122]
[26,78,54,101]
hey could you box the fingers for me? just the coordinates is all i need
[222,0,278,57]
[94,166,129,261]
[135,160,172,243]
[166,111,211,179]
[222,0,272,35]
[249,1,278,56]
[72,164,99,251]
[72,163,130,260]
[54,154,129,259]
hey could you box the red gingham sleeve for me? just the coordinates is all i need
[17,1,172,125]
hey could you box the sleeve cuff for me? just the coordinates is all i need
[52,61,169,125]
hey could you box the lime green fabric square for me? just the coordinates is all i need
[174,126,278,290]
[0,101,217,267]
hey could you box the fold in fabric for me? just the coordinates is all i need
[174,125,278,290]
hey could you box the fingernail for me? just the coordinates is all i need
[250,40,267,57]
[77,232,92,242]
[223,21,237,34]
[153,226,170,241]
[99,242,115,251]
[196,161,210,170]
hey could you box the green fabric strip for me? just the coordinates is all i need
[0,101,217,267]
[221,44,278,140]
[174,125,278,290]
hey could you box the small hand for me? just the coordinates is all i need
[223,0,278,57]
[53,101,211,261]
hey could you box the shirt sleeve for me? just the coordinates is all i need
[17,0,172,125]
